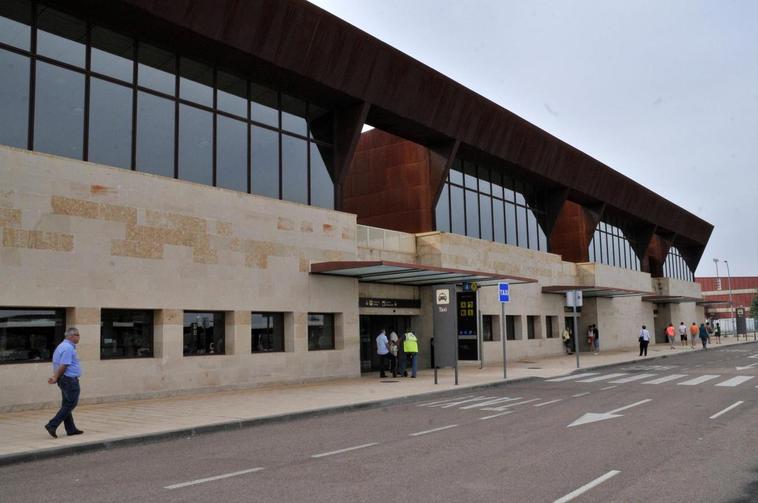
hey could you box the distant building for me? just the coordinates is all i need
[696,276,758,320]
[0,0,712,410]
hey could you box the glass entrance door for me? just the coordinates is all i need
[359,315,411,372]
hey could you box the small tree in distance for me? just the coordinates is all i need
[752,290,758,333]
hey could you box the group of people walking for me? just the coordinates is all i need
[560,324,600,355]
[641,320,721,356]
[376,329,419,378]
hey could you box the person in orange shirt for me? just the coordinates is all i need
[666,323,676,349]
[689,322,699,349]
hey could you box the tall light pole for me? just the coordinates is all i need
[713,258,721,291]
[723,259,734,310]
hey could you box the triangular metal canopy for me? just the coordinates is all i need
[542,285,653,298]
[311,260,536,286]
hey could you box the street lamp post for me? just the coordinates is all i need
[723,259,735,336]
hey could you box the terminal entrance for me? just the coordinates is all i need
[359,315,411,372]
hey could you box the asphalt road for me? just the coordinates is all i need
[3,343,758,502]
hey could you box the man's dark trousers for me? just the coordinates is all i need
[46,376,80,433]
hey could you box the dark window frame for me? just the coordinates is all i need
[307,313,335,351]
[251,311,285,353]
[0,307,66,364]
[100,308,154,360]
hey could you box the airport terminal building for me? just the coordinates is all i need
[0,0,712,410]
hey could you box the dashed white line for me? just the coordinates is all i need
[164,467,265,490]
[479,411,514,420]
[534,399,563,407]
[609,373,657,384]
[600,385,617,391]
[572,392,591,398]
[409,424,458,437]
[481,398,541,412]
[311,443,380,458]
[710,401,744,420]
[553,470,621,502]
[460,396,521,409]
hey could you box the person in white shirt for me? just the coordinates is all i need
[639,325,651,357]
[678,322,687,347]
[376,330,390,378]
[388,331,399,377]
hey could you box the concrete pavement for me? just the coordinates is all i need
[1,336,754,466]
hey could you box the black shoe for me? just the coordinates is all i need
[380,374,387,378]
[44,424,57,439]
[411,375,416,378]
[67,429,84,436]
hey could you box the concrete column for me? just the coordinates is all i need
[65,307,100,361]
[294,312,307,352]
[226,310,250,355]
[155,309,182,362]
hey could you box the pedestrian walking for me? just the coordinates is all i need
[561,326,573,354]
[705,322,714,344]
[592,325,600,354]
[699,323,708,350]
[388,331,399,377]
[714,323,722,344]
[666,323,676,349]
[689,322,699,349]
[678,321,687,347]
[376,329,390,378]
[639,325,650,357]
[587,325,595,352]
[45,327,84,438]
[403,329,419,378]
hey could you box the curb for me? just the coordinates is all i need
[2,339,754,467]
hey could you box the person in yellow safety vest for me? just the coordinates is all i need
[400,330,419,378]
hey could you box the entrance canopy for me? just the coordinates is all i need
[641,295,705,304]
[542,285,653,298]
[311,260,536,286]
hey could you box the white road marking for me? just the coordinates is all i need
[409,424,458,437]
[600,385,617,390]
[439,396,498,408]
[748,354,758,359]
[417,395,476,407]
[480,398,541,412]
[678,375,720,386]
[479,410,514,420]
[553,470,621,502]
[534,399,564,407]
[164,467,264,490]
[572,392,591,397]
[577,373,628,383]
[609,373,657,384]
[460,396,521,409]
[643,374,687,384]
[567,399,652,428]
[710,401,745,419]
[545,373,599,382]
[311,443,379,458]
[735,363,758,370]
[716,376,754,387]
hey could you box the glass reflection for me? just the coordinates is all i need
[251,126,279,199]
[310,145,334,209]
[251,83,278,127]
[282,135,307,204]
[178,104,213,185]
[138,44,175,95]
[0,0,31,50]
[0,49,29,148]
[217,70,247,117]
[36,6,86,67]
[216,115,247,192]
[89,78,132,169]
[34,62,84,159]
[0,308,65,363]
[435,184,450,232]
[179,58,213,107]
[450,185,465,235]
[281,94,307,136]
[91,27,133,82]
[136,91,174,177]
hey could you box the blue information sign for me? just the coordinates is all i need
[498,282,510,303]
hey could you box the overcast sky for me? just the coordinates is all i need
[308,0,758,277]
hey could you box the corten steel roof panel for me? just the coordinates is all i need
[66,0,712,248]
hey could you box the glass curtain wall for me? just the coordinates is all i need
[588,219,641,271]
[0,0,335,209]
[662,246,694,281]
[435,160,547,251]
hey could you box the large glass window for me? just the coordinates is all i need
[435,161,548,251]
[308,313,335,351]
[663,246,693,281]
[0,5,334,210]
[89,78,132,168]
[588,219,640,272]
[0,49,29,148]
[183,311,225,356]
[251,312,284,353]
[100,309,154,359]
[34,62,84,159]
[0,308,65,363]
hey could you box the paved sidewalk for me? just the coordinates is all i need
[1,336,753,465]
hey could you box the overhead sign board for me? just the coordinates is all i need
[566,290,583,308]
[499,282,510,303]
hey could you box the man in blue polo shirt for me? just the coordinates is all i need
[45,327,84,438]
